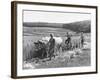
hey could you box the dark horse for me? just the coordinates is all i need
[34,41,48,59]
[34,34,56,61]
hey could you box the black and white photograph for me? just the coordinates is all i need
[11,1,97,78]
[23,10,91,69]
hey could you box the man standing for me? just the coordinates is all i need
[48,34,55,60]
[65,32,71,50]
[80,32,84,48]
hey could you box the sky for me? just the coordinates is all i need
[23,10,91,23]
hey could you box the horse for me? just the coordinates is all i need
[42,36,63,54]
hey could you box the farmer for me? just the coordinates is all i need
[48,34,55,60]
[80,32,84,48]
[65,32,71,49]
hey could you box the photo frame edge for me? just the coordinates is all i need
[11,1,17,78]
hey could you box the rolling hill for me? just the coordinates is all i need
[23,20,91,33]
[23,22,63,28]
[63,20,91,33]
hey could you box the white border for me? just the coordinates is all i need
[17,4,96,76]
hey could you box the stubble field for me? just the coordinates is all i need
[23,26,91,69]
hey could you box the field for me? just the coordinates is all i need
[23,26,91,69]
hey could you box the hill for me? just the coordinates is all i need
[23,20,91,33]
[63,20,91,33]
[23,22,63,28]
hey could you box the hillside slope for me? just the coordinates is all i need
[63,20,91,33]
[23,20,91,33]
